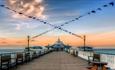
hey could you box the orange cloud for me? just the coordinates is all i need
[86,31,115,47]
[0,37,26,46]
[6,0,45,19]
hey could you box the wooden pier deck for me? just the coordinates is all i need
[12,51,88,70]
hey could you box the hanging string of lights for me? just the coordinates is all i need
[0,2,114,39]
[0,4,83,39]
[60,2,114,26]
[32,2,114,39]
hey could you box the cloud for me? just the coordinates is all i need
[15,22,38,30]
[1,41,7,44]
[0,38,6,40]
[6,0,46,19]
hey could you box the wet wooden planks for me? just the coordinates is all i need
[12,51,88,70]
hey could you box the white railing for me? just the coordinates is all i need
[100,54,115,69]
[78,51,93,60]
[78,51,115,69]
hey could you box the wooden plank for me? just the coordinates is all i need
[11,52,88,70]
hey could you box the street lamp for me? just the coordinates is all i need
[27,35,30,53]
[83,35,86,51]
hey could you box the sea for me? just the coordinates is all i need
[0,46,25,54]
[94,48,115,55]
[0,46,115,55]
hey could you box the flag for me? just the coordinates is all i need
[71,20,75,22]
[19,12,23,15]
[65,22,68,24]
[0,5,4,7]
[87,12,90,14]
[44,22,47,24]
[32,17,36,19]
[103,5,108,7]
[91,10,96,13]
[75,18,79,20]
[6,7,10,10]
[97,8,102,11]
[109,2,114,6]
[61,24,64,26]
[58,27,62,29]
[78,16,82,18]
[28,16,32,18]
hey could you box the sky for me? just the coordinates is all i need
[0,0,115,48]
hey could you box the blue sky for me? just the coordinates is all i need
[0,0,115,38]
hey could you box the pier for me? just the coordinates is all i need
[0,0,114,70]
[11,51,87,70]
[0,38,112,70]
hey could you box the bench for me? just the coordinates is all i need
[16,53,24,65]
[86,61,108,70]
[87,66,93,70]
[25,52,31,62]
[87,66,110,70]
[0,54,11,70]
[32,52,37,59]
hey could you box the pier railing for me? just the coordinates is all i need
[70,50,115,69]
[0,49,53,70]
[78,51,94,60]
[100,54,115,69]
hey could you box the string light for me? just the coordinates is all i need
[109,2,114,6]
[0,2,114,39]
[32,1,114,39]
[0,4,83,39]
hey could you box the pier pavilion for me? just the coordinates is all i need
[52,38,65,51]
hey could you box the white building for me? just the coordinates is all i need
[52,38,65,51]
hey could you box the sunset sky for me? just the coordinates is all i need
[0,0,115,48]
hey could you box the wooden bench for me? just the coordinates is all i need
[87,66,93,69]
[86,61,108,70]
[87,66,109,70]
[0,54,11,70]
[32,52,37,59]
[93,54,100,62]
[88,56,93,65]
[87,65,97,70]
[16,53,24,65]
[25,52,30,62]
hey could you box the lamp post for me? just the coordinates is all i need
[83,35,86,51]
[27,35,30,53]
[26,35,31,61]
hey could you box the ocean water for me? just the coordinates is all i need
[0,48,25,54]
[0,46,115,55]
[94,49,115,55]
